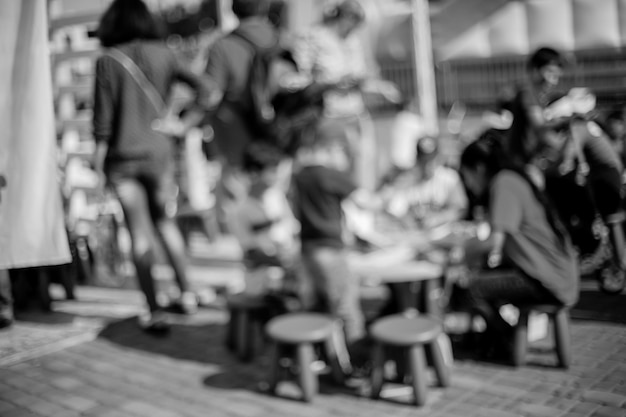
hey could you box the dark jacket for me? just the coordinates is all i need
[93,40,211,171]
[205,17,279,167]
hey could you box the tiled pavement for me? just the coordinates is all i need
[1,259,626,416]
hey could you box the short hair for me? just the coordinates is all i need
[232,0,270,19]
[97,0,165,47]
[242,141,284,173]
[527,47,565,71]
[323,0,365,24]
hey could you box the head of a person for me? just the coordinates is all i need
[527,47,565,88]
[97,0,165,48]
[459,131,505,200]
[232,0,270,20]
[414,136,439,179]
[299,129,350,172]
[322,0,365,38]
[242,142,284,189]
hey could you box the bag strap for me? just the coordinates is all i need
[106,48,166,114]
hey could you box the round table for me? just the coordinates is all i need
[351,250,444,316]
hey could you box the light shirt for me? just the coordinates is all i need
[293,25,368,118]
[385,165,467,223]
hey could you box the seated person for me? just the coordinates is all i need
[456,137,579,360]
[228,142,301,298]
[381,136,468,231]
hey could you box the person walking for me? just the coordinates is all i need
[93,0,214,331]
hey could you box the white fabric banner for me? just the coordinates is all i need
[0,0,71,268]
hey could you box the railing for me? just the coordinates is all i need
[378,48,626,112]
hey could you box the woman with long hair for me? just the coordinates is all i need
[457,135,579,360]
[93,0,213,331]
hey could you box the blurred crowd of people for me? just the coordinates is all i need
[4,0,626,375]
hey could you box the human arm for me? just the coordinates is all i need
[421,169,469,229]
[464,173,522,268]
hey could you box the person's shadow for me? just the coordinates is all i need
[97,310,273,393]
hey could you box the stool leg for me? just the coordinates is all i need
[324,335,346,385]
[226,309,236,351]
[428,334,451,387]
[236,310,250,361]
[297,343,317,402]
[407,345,428,406]
[245,318,261,362]
[268,343,282,394]
[553,310,571,369]
[513,311,529,367]
[370,343,385,399]
[330,321,353,377]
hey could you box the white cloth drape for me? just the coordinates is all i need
[0,0,71,268]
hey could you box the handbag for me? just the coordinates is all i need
[106,48,185,137]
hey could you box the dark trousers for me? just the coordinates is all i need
[461,268,559,341]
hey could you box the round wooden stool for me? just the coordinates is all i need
[369,314,452,406]
[226,294,269,362]
[513,304,571,368]
[265,313,349,402]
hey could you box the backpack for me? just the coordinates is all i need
[230,30,322,155]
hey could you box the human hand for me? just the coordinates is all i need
[362,79,402,104]
[487,251,502,268]
[151,116,187,138]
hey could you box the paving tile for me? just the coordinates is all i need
[592,405,626,417]
[582,390,626,407]
[517,403,566,417]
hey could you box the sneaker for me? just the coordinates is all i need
[139,310,170,333]
[169,291,198,315]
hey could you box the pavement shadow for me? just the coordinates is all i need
[13,309,76,325]
[97,312,273,393]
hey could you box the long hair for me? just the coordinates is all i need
[97,0,165,47]
[460,131,569,248]
[232,0,270,19]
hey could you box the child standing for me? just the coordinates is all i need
[292,128,374,348]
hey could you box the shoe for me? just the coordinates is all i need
[139,311,170,333]
[169,291,198,315]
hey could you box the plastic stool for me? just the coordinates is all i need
[226,294,268,362]
[265,313,350,402]
[369,314,451,406]
[513,304,571,368]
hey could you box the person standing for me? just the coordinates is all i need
[508,47,568,166]
[93,0,214,331]
[292,0,400,190]
[203,0,280,233]
[1,0,73,328]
